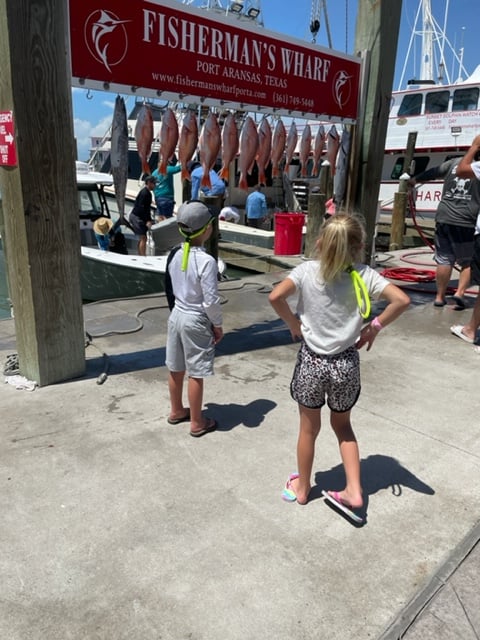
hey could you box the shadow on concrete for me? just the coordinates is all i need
[309,454,435,526]
[204,398,277,431]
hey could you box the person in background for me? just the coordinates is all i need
[190,161,226,201]
[219,205,241,223]
[269,214,410,523]
[129,175,156,256]
[408,157,480,309]
[152,154,181,219]
[93,217,113,250]
[450,135,480,348]
[245,183,267,228]
[165,201,223,437]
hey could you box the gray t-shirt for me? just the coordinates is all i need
[288,260,389,355]
[417,158,480,227]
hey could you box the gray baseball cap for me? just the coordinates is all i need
[176,201,212,234]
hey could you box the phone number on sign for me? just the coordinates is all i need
[273,93,314,109]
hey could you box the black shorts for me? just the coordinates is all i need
[129,213,148,236]
[471,234,480,285]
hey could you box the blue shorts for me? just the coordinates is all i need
[290,342,361,412]
[434,223,475,267]
[155,197,175,217]
[166,307,215,378]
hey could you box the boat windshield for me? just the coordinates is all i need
[398,94,422,117]
[78,185,109,219]
[452,87,479,112]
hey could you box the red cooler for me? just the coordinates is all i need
[274,213,305,255]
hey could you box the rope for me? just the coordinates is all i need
[380,267,436,282]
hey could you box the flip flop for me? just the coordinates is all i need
[321,490,364,524]
[167,410,191,425]
[450,325,473,344]
[282,473,299,502]
[433,300,446,307]
[452,296,466,311]
[190,418,217,438]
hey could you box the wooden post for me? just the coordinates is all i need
[389,132,417,250]
[200,194,223,261]
[305,191,325,258]
[0,0,85,384]
[351,0,403,262]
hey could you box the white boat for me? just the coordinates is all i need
[76,161,181,301]
[379,0,480,219]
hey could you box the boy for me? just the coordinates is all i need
[165,201,223,437]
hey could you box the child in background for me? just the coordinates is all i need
[165,201,223,437]
[269,213,410,522]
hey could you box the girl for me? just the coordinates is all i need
[269,214,410,522]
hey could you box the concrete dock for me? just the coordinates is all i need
[1,248,479,639]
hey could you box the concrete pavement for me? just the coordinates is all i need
[1,255,479,639]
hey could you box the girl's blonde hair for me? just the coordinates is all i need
[316,214,366,282]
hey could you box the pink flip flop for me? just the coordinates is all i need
[321,490,364,524]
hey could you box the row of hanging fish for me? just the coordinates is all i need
[128,101,347,191]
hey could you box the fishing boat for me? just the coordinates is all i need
[76,161,179,301]
[379,0,480,219]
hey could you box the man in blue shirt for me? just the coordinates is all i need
[190,162,226,201]
[246,183,267,228]
[152,154,181,218]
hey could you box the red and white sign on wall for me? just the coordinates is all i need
[69,0,361,122]
[0,111,17,167]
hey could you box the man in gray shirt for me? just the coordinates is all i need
[409,157,480,309]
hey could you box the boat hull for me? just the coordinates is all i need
[81,247,167,302]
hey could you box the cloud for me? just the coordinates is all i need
[73,114,113,162]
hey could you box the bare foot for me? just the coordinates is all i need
[288,475,310,505]
[329,489,363,509]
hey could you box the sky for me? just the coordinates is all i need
[71,0,479,161]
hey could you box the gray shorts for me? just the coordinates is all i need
[166,307,215,378]
[290,342,361,412]
[434,223,475,267]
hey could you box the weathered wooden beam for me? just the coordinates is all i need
[352,0,403,261]
[0,0,85,384]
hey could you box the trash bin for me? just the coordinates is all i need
[274,213,305,255]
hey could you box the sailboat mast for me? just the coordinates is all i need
[419,0,434,82]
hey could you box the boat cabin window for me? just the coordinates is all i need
[398,94,422,117]
[425,90,449,114]
[452,87,479,112]
[78,186,106,219]
[390,156,430,180]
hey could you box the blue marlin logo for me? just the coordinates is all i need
[333,71,352,109]
[89,10,130,72]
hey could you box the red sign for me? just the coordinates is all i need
[0,111,17,167]
[69,0,360,122]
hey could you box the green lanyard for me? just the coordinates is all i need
[346,265,371,319]
[178,218,213,271]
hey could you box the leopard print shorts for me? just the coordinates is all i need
[290,342,361,412]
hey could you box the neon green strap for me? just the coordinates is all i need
[346,266,371,319]
[178,217,214,271]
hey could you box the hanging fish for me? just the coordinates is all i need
[134,103,154,177]
[299,124,312,178]
[313,124,326,177]
[158,107,179,176]
[218,113,239,181]
[178,109,199,182]
[199,111,221,189]
[238,116,259,191]
[326,124,340,176]
[255,117,272,185]
[334,127,352,206]
[110,95,128,222]
[284,121,298,174]
[270,119,286,178]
